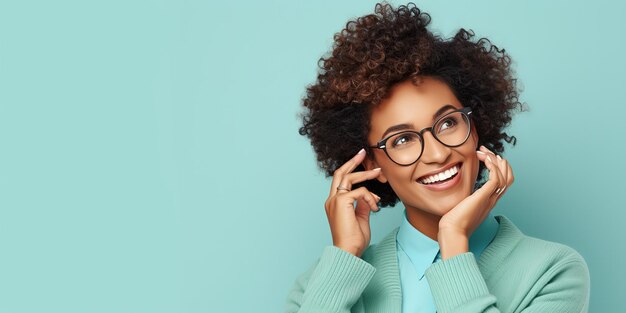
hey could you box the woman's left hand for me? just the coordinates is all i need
[437,145,514,258]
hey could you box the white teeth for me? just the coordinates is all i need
[420,164,459,184]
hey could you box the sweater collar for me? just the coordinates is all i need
[395,209,440,280]
[396,208,499,280]
[361,214,524,312]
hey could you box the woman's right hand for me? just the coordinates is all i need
[324,148,383,258]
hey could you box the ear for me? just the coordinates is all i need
[363,153,388,184]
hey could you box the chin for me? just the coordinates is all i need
[411,170,475,216]
[430,195,465,215]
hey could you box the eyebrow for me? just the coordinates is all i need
[379,104,458,140]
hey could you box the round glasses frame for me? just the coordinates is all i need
[367,106,473,166]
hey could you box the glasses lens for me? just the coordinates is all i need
[434,111,471,147]
[386,132,423,165]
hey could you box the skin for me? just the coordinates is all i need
[324,76,514,260]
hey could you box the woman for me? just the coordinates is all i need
[286,3,589,313]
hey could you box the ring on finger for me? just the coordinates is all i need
[496,186,506,195]
[498,185,506,194]
[337,185,351,192]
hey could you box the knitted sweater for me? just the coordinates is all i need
[285,215,590,313]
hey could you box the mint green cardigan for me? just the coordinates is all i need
[285,215,590,313]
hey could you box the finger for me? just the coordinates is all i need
[370,191,381,203]
[356,191,381,218]
[487,150,511,196]
[488,156,504,197]
[496,159,514,200]
[506,159,514,186]
[474,152,501,198]
[327,167,380,213]
[336,167,382,193]
[476,150,502,192]
[496,185,507,200]
[496,155,508,193]
[493,159,505,197]
[354,196,372,225]
[330,148,367,198]
[479,146,506,195]
[336,187,378,218]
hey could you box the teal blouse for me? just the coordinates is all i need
[396,208,499,312]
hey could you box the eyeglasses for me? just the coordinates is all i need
[368,106,473,166]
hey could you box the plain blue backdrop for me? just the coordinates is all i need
[0,1,624,312]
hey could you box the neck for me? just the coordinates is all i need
[404,205,442,241]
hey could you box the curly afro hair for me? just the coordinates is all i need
[298,2,525,208]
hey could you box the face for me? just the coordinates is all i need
[364,76,480,217]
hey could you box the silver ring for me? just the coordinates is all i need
[337,185,351,192]
[495,187,502,195]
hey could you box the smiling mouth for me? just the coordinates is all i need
[417,163,462,185]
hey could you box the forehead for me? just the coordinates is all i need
[369,77,463,136]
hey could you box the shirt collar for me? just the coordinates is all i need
[396,208,499,280]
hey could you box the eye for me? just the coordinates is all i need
[438,116,458,132]
[390,132,418,148]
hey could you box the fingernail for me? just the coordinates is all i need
[476,151,486,155]
[373,167,381,171]
[487,156,493,163]
[372,192,381,199]
[497,155,502,160]
[357,148,365,155]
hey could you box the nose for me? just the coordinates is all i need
[419,130,451,164]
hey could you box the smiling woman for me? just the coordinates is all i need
[286,2,589,313]
[362,78,484,242]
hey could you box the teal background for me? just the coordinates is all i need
[0,0,623,312]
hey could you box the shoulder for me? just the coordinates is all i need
[520,234,586,263]
[513,230,590,282]
[499,215,588,269]
[481,216,591,311]
[517,236,590,311]
[491,216,590,310]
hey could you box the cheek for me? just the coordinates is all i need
[385,165,415,183]
[379,162,416,194]
[456,141,480,182]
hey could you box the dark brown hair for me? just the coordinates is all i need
[298,2,525,208]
